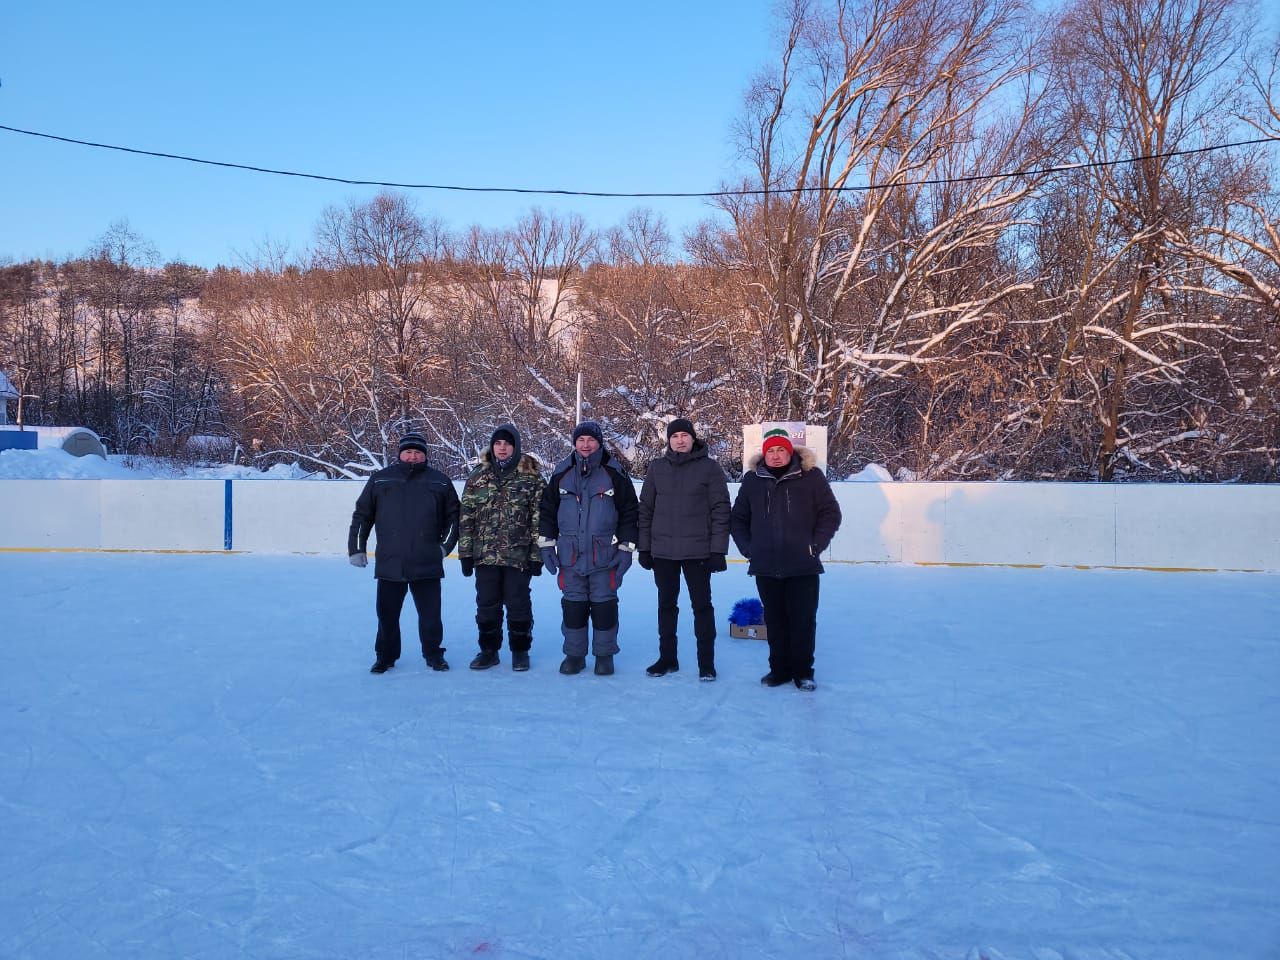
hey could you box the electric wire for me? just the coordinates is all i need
[1,122,1277,198]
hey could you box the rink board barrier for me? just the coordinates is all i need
[0,479,1277,571]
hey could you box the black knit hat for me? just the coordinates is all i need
[398,432,428,456]
[571,421,604,444]
[489,423,521,464]
[666,417,696,442]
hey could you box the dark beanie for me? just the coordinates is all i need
[398,432,428,456]
[666,418,696,442]
[489,423,521,464]
[572,421,604,444]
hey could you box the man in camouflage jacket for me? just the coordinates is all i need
[457,423,544,671]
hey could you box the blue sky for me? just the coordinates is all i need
[0,2,777,267]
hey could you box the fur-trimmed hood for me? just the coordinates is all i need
[745,444,817,474]
[475,450,542,475]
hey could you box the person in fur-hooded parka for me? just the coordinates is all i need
[457,423,545,671]
[730,428,842,691]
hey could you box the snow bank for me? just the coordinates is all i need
[848,462,893,481]
[0,447,137,479]
[0,447,319,480]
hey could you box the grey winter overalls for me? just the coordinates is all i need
[552,449,629,657]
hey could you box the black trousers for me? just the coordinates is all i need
[375,577,443,663]
[652,557,717,670]
[755,574,820,681]
[474,564,534,650]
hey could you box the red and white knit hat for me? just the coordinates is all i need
[761,428,794,457]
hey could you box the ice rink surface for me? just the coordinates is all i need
[2,554,1277,959]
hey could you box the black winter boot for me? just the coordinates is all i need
[594,655,615,676]
[559,655,587,675]
[646,658,679,677]
[370,660,394,674]
[470,650,500,670]
[699,666,717,682]
[508,621,533,673]
[761,671,791,687]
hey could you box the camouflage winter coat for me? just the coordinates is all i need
[458,452,544,569]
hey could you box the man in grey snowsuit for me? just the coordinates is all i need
[538,420,640,676]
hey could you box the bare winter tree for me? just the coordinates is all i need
[1035,0,1254,479]
[433,208,597,466]
[1159,36,1280,478]
[577,211,737,469]
[704,0,1052,476]
[0,262,57,428]
[314,192,447,429]
[203,263,390,477]
[79,223,165,451]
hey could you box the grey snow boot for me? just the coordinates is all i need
[559,655,587,675]
[594,655,615,676]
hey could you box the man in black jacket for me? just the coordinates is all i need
[637,418,731,681]
[730,428,842,691]
[349,432,461,674]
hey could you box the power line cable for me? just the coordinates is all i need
[1,122,1277,198]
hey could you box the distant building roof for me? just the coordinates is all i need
[0,371,17,400]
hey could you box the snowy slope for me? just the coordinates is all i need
[1,556,1277,959]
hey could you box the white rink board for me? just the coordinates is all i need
[940,482,1116,567]
[99,480,225,552]
[0,480,105,548]
[1114,484,1280,570]
[1,479,1277,571]
[232,480,366,554]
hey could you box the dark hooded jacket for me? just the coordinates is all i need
[730,446,842,578]
[539,446,639,574]
[458,424,544,569]
[638,439,731,560]
[348,458,460,581]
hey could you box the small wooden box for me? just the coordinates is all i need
[729,623,768,640]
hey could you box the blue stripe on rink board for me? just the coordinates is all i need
[224,480,233,550]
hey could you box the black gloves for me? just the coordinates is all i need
[460,557,474,577]
[707,553,727,573]
[638,550,653,570]
[527,559,543,577]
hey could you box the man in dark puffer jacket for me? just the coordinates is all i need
[637,418,731,681]
[730,428,842,691]
[349,432,460,674]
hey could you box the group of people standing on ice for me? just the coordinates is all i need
[347,418,842,690]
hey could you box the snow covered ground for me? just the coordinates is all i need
[2,554,1277,960]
